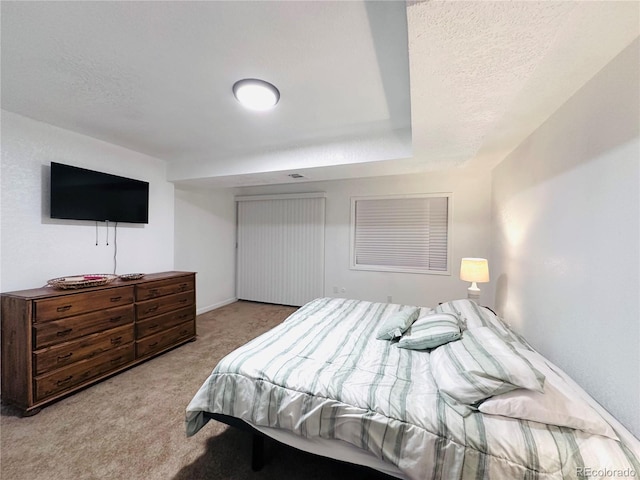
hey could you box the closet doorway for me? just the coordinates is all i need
[236,193,325,306]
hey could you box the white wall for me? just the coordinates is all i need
[0,111,175,293]
[491,39,639,436]
[235,165,493,309]
[174,187,236,313]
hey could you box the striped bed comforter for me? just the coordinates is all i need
[185,297,639,479]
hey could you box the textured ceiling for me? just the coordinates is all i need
[407,0,640,171]
[1,1,638,187]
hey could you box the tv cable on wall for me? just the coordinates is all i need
[112,222,118,275]
[94,220,118,274]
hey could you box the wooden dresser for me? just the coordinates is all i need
[1,271,196,415]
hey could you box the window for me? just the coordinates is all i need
[350,194,451,275]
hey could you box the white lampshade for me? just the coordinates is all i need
[460,258,490,283]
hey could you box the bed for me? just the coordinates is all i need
[186,297,640,479]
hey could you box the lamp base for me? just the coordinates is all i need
[467,282,481,303]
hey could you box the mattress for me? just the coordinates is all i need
[186,297,639,479]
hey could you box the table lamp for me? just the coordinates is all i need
[460,258,490,302]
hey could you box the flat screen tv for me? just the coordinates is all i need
[50,162,149,224]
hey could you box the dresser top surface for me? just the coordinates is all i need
[1,271,196,300]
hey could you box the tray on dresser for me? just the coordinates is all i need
[119,273,145,281]
[46,274,118,290]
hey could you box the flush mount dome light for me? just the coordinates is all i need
[233,78,280,111]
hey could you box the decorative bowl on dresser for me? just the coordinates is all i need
[1,271,196,416]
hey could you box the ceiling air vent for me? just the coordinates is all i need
[288,173,305,179]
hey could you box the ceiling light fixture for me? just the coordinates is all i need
[233,78,280,111]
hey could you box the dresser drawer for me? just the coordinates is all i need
[35,286,134,322]
[135,321,195,358]
[136,306,195,339]
[34,343,134,401]
[136,277,194,301]
[34,325,134,375]
[33,305,134,349]
[136,291,194,320]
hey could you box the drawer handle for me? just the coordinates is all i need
[179,283,188,291]
[110,336,123,345]
[110,356,123,365]
[179,314,189,320]
[180,329,189,336]
[110,296,122,302]
[57,375,73,386]
[56,305,72,313]
[57,352,73,362]
[149,289,159,296]
[56,328,73,337]
[179,298,188,304]
[149,342,158,348]
[145,306,159,314]
[109,316,123,323]
[148,324,159,330]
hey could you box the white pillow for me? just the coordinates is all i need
[430,327,545,405]
[479,346,618,440]
[376,308,419,340]
[396,313,461,350]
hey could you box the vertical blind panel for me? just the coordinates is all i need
[237,197,325,306]
[354,196,448,272]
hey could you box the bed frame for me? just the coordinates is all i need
[205,413,266,471]
[204,412,395,478]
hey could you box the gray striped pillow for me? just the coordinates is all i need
[430,326,545,405]
[376,308,420,340]
[396,313,461,350]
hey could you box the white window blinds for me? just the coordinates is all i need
[351,194,451,275]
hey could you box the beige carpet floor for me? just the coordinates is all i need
[1,300,390,480]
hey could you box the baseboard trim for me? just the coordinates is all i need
[197,297,238,315]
